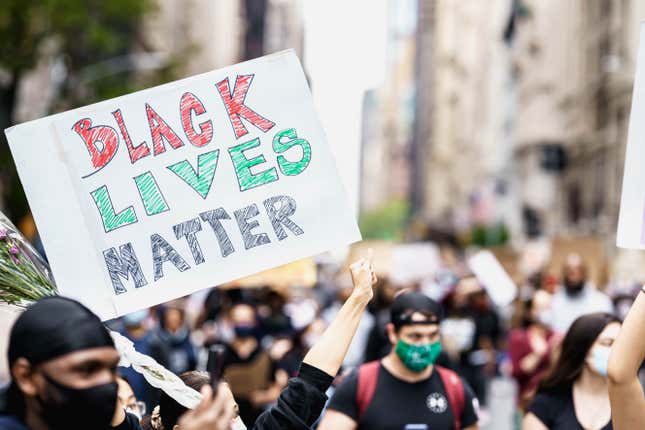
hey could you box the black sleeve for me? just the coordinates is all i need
[325,370,359,421]
[460,378,479,428]
[527,393,555,427]
[252,363,333,429]
[112,412,142,430]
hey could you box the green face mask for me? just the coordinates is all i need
[395,339,442,372]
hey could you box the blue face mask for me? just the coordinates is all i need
[123,309,147,327]
[588,346,611,377]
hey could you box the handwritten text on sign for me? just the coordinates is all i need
[7,51,360,318]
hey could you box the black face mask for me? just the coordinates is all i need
[38,372,118,430]
[564,280,585,296]
[234,324,257,338]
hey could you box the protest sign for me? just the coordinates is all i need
[618,24,645,249]
[468,250,517,307]
[5,50,361,320]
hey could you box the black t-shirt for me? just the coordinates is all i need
[327,364,479,430]
[528,389,612,430]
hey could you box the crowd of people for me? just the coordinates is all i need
[1,244,645,430]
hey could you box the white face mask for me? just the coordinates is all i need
[231,416,247,430]
[535,309,552,327]
[587,345,611,377]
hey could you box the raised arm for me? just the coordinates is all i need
[302,253,376,376]
[252,252,376,429]
[608,288,645,430]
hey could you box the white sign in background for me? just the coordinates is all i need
[618,24,645,249]
[6,51,361,320]
[468,250,517,307]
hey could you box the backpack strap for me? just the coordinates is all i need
[436,366,465,430]
[356,361,380,421]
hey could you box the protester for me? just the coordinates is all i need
[155,305,197,376]
[150,371,243,430]
[319,291,479,430]
[607,286,645,429]
[523,312,621,430]
[151,252,377,430]
[441,276,500,409]
[509,290,558,408]
[550,254,613,333]
[218,302,273,424]
[0,297,141,430]
[257,289,293,337]
[460,277,502,407]
[117,376,146,421]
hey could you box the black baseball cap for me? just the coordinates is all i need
[390,291,443,329]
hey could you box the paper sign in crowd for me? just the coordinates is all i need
[468,250,517,307]
[618,24,645,249]
[5,50,361,320]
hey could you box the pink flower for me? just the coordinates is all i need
[9,245,20,255]
[0,229,6,240]
[10,255,20,265]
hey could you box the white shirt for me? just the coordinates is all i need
[550,283,614,333]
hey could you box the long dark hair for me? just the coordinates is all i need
[538,312,620,393]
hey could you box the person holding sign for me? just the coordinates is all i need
[0,250,376,430]
[607,287,645,430]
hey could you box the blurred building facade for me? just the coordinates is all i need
[410,0,516,237]
[360,0,417,212]
[149,0,304,75]
[510,0,645,244]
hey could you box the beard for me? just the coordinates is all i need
[564,280,585,296]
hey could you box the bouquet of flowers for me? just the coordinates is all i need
[0,212,57,306]
[0,210,202,409]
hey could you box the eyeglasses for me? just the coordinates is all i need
[125,401,146,417]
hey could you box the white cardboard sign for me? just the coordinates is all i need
[5,51,360,320]
[468,250,517,307]
[618,24,645,249]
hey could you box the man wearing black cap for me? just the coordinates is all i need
[319,291,479,430]
[0,297,142,430]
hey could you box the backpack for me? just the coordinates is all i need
[356,361,465,430]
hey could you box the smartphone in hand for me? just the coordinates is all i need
[206,344,226,393]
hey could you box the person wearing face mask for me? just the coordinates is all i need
[154,306,197,376]
[319,291,479,430]
[523,312,621,430]
[509,290,560,409]
[607,285,645,430]
[214,302,272,425]
[117,376,146,422]
[0,296,141,430]
[156,252,378,430]
[550,254,613,333]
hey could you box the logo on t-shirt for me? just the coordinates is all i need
[426,392,448,414]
